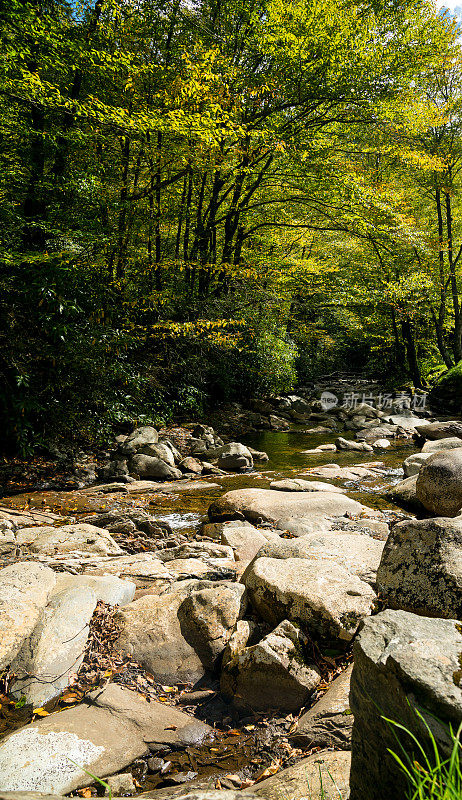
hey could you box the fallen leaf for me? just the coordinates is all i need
[33,708,49,717]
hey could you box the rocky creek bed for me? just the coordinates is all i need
[0,383,461,800]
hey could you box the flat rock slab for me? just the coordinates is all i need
[16,524,122,556]
[242,750,351,800]
[0,683,211,795]
[124,481,221,493]
[269,479,345,493]
[0,507,65,529]
[0,562,57,670]
[299,465,379,481]
[290,664,353,749]
[350,610,462,800]
[208,488,365,525]
[82,553,172,587]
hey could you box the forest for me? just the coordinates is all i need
[1,0,462,452]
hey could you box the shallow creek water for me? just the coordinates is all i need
[1,427,416,532]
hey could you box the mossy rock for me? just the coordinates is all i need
[430,360,462,412]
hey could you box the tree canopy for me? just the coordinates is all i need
[0,0,460,451]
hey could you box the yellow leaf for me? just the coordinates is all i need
[33,708,49,716]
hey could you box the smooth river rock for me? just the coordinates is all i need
[416,447,462,515]
[0,684,211,794]
[0,562,56,670]
[208,488,365,525]
[243,556,377,644]
[242,750,351,800]
[16,523,122,556]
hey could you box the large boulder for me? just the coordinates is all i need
[208,488,365,525]
[416,447,462,515]
[10,586,97,707]
[138,442,177,466]
[119,426,158,454]
[202,443,253,472]
[245,531,385,587]
[384,474,425,512]
[0,563,56,670]
[129,454,182,481]
[402,451,431,477]
[349,610,462,800]
[421,436,462,452]
[243,556,377,644]
[289,664,353,750]
[415,420,462,440]
[16,523,122,556]
[220,620,321,712]
[0,684,211,794]
[114,583,207,683]
[376,516,462,618]
[242,750,351,800]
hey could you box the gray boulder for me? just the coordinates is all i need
[402,451,431,477]
[416,448,462,515]
[221,620,321,712]
[422,436,462,452]
[0,563,56,670]
[385,474,425,512]
[415,420,462,440]
[0,684,210,794]
[243,556,377,644]
[10,586,97,707]
[376,516,462,618]
[119,426,158,454]
[177,583,247,670]
[350,610,462,800]
[203,443,253,472]
[289,664,353,749]
[208,488,365,525]
[129,454,182,481]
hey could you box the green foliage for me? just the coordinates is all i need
[0,0,460,450]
